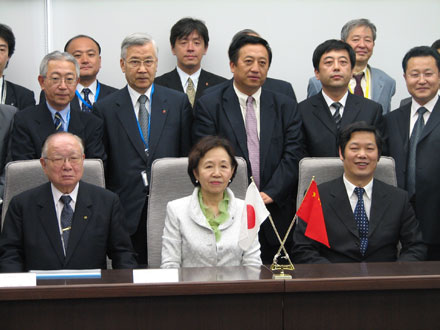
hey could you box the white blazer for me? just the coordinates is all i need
[160,187,262,268]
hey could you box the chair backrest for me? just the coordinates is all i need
[147,157,248,268]
[297,156,397,208]
[1,159,105,227]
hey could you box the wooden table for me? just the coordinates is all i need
[284,262,440,330]
[1,262,440,330]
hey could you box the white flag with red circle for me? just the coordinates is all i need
[239,182,270,251]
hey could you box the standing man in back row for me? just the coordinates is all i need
[155,17,227,107]
[40,35,118,111]
[385,46,440,260]
[94,33,192,266]
[307,19,395,114]
[193,35,303,264]
[0,24,35,109]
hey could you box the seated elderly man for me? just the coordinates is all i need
[0,132,137,272]
[292,122,426,263]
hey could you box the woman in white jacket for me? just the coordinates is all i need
[161,136,261,268]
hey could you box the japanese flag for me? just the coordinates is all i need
[238,182,270,251]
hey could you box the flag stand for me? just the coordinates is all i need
[267,214,295,279]
[269,177,319,278]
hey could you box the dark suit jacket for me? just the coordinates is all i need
[263,77,297,102]
[193,82,303,245]
[11,102,106,162]
[0,105,16,198]
[4,80,35,110]
[93,85,193,234]
[0,181,137,272]
[299,92,384,157]
[154,68,227,106]
[39,81,118,111]
[385,98,440,244]
[204,77,297,102]
[292,177,426,263]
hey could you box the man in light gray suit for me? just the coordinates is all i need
[0,104,16,209]
[307,19,395,115]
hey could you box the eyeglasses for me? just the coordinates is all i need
[126,59,156,68]
[46,76,77,86]
[45,156,83,166]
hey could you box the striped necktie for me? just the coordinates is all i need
[331,102,342,131]
[54,112,64,131]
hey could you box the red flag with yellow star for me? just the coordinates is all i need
[296,180,330,248]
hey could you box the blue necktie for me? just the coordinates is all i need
[406,107,428,198]
[354,187,368,256]
[82,88,92,112]
[54,112,63,131]
[60,195,73,253]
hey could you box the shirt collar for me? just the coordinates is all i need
[322,90,349,108]
[77,80,98,96]
[176,66,202,90]
[411,94,439,117]
[233,83,262,108]
[127,84,153,109]
[343,174,373,200]
[51,182,79,204]
[46,101,70,122]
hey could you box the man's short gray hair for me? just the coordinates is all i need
[39,51,80,77]
[340,18,377,42]
[41,132,85,158]
[120,33,158,59]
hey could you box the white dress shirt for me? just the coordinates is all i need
[50,183,79,253]
[322,90,349,118]
[343,174,373,220]
[233,84,262,138]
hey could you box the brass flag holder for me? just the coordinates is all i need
[268,178,317,279]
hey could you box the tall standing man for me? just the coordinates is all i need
[193,35,303,264]
[11,51,106,161]
[94,33,193,266]
[307,19,395,114]
[155,18,226,107]
[0,24,35,109]
[299,39,383,157]
[40,35,118,112]
[385,46,440,260]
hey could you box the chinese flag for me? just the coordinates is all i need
[296,180,330,248]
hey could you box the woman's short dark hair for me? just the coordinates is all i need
[188,136,238,186]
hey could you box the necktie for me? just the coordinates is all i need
[353,73,364,96]
[60,195,73,253]
[138,94,149,141]
[186,78,196,107]
[82,88,92,112]
[354,187,368,255]
[245,96,260,188]
[331,102,342,131]
[54,112,63,131]
[406,107,428,197]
